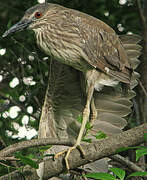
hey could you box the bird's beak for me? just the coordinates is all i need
[2,19,32,38]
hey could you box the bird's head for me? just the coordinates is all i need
[2,3,61,37]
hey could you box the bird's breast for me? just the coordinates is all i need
[35,30,86,72]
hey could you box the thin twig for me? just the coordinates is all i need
[0,161,10,168]
[138,80,147,97]
[0,157,19,161]
[111,154,144,172]
[137,0,146,25]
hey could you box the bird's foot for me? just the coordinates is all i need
[65,144,86,170]
[54,150,67,159]
[55,144,85,170]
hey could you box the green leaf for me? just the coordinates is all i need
[85,172,117,180]
[136,148,147,161]
[15,152,39,169]
[144,133,147,142]
[110,168,125,180]
[77,115,83,124]
[82,138,92,143]
[0,121,3,128]
[127,172,147,178]
[7,20,12,29]
[116,146,144,153]
[44,154,55,157]
[95,131,107,139]
[39,145,51,152]
[115,147,129,153]
[85,121,92,130]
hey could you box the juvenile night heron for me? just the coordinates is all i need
[3,3,133,170]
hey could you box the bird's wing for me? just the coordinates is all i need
[73,15,132,83]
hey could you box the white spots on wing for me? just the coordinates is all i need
[75,16,82,24]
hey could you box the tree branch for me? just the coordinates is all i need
[137,0,146,25]
[0,138,74,157]
[0,123,146,180]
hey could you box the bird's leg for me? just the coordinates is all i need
[64,83,95,170]
[90,97,97,126]
[55,83,94,169]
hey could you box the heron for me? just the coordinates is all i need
[3,3,135,170]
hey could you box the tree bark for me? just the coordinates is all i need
[0,123,146,180]
[137,0,147,123]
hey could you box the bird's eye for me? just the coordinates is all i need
[35,12,42,18]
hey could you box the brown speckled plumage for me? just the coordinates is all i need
[27,3,131,85]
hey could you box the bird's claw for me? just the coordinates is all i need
[54,150,67,159]
[65,144,86,170]
[54,144,86,170]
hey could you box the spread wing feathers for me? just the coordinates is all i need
[38,62,136,141]
[119,34,142,70]
[89,89,131,137]
[38,61,134,175]
[119,34,141,44]
[77,22,131,83]
[119,34,142,89]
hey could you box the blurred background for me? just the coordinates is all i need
[0,0,146,177]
